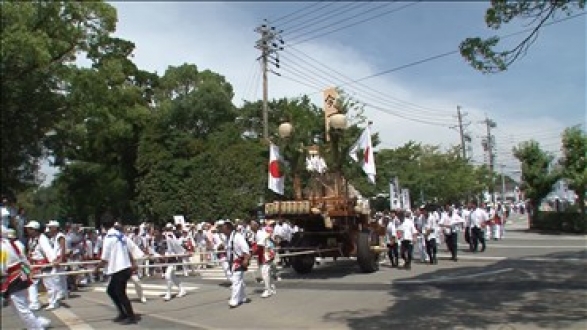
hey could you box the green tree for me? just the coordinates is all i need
[559,126,587,217]
[1,0,118,192]
[460,0,586,73]
[513,140,559,218]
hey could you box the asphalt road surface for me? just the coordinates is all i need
[2,214,586,330]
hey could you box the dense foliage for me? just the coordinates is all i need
[3,1,584,226]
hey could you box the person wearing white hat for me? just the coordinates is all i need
[161,223,187,301]
[1,225,52,329]
[25,220,61,311]
[46,220,68,304]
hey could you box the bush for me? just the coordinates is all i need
[531,211,587,234]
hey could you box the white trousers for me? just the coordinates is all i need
[10,289,47,329]
[417,235,428,261]
[28,272,59,307]
[220,260,231,281]
[164,266,181,294]
[130,274,145,299]
[261,264,273,292]
[229,270,246,306]
[493,224,502,239]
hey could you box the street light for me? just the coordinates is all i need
[329,113,347,130]
[278,122,293,138]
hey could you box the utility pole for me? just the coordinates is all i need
[481,116,497,203]
[455,105,470,160]
[255,20,284,140]
[500,163,506,203]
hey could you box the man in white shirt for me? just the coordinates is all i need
[384,214,399,268]
[423,213,440,264]
[398,212,418,270]
[222,221,251,308]
[469,201,488,252]
[94,220,139,325]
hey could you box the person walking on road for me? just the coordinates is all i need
[222,221,251,308]
[93,220,139,325]
[1,225,52,329]
[469,201,489,253]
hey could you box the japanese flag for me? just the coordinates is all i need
[268,143,285,195]
[349,125,376,184]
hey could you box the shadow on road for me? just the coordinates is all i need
[323,250,587,330]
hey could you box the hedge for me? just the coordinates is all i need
[531,211,587,234]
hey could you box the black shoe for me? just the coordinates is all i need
[121,317,139,325]
[112,315,128,323]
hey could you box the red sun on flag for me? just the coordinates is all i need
[269,160,282,178]
[363,146,370,164]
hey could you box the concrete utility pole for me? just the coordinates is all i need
[481,116,497,203]
[255,21,284,140]
[455,105,470,160]
[500,163,506,203]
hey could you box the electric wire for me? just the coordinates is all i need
[286,1,422,48]
[268,0,334,26]
[283,1,390,40]
[281,1,373,38]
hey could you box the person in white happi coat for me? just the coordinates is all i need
[257,225,277,298]
[1,225,52,330]
[212,221,231,282]
[162,223,187,301]
[222,221,251,308]
[127,231,147,304]
[46,221,68,303]
[193,224,208,270]
[25,220,60,312]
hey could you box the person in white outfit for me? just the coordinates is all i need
[1,225,52,330]
[46,220,67,304]
[162,223,187,301]
[25,221,61,311]
[222,221,251,308]
[256,225,277,298]
[212,221,231,283]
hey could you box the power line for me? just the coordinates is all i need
[268,1,334,26]
[281,1,371,39]
[286,1,422,48]
[279,50,454,121]
[292,11,586,93]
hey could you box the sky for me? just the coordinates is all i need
[41,1,586,184]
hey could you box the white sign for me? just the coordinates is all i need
[401,189,411,211]
[173,215,185,226]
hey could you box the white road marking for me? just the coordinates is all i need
[51,307,95,330]
[457,243,586,249]
[81,295,214,330]
[394,268,514,284]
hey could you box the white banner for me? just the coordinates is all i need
[389,177,401,210]
[173,215,185,226]
[401,189,411,211]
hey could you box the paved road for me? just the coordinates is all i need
[2,214,586,329]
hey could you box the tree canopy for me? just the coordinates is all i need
[460,0,586,73]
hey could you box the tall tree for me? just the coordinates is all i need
[513,140,559,218]
[1,0,118,192]
[460,0,586,73]
[559,126,587,217]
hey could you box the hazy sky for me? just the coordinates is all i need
[41,1,586,183]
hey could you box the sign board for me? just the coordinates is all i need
[173,215,185,226]
[323,87,339,141]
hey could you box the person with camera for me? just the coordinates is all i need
[222,221,251,308]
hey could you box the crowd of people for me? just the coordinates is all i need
[1,196,513,329]
[379,200,510,269]
[1,214,300,328]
